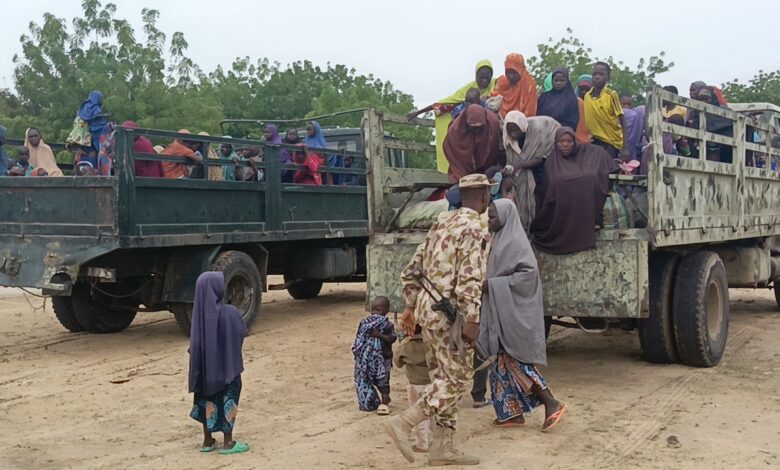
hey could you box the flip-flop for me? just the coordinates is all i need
[219,441,250,455]
[472,400,491,409]
[199,445,216,453]
[491,418,525,428]
[541,404,567,433]
[377,404,391,416]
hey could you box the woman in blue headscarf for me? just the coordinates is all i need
[188,272,249,455]
[77,90,108,153]
[305,120,341,184]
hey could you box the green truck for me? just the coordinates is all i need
[0,127,371,334]
[365,88,780,368]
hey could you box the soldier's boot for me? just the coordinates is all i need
[427,423,480,466]
[383,403,426,463]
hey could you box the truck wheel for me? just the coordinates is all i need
[52,296,85,333]
[212,251,261,332]
[672,251,730,367]
[284,275,323,300]
[638,253,680,363]
[71,283,139,334]
[171,303,193,336]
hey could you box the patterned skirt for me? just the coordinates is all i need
[190,375,242,434]
[490,353,548,422]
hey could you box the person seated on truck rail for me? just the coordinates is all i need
[292,144,322,185]
[121,121,164,178]
[537,67,579,130]
[584,62,630,161]
[491,53,538,119]
[160,129,204,179]
[502,111,560,231]
[24,128,63,176]
[406,59,497,174]
[443,103,502,184]
[530,127,615,255]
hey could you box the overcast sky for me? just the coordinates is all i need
[2,0,779,108]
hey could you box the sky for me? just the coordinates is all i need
[2,0,780,108]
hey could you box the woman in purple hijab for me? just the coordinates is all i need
[188,272,249,454]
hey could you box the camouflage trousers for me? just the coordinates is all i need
[417,327,474,429]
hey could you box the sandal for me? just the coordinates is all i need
[541,404,567,433]
[199,445,216,453]
[376,404,391,416]
[219,441,250,455]
[491,418,525,428]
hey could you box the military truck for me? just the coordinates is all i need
[365,88,780,368]
[0,128,370,334]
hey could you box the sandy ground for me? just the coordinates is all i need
[0,283,778,470]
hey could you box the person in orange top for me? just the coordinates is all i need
[160,129,204,179]
[492,53,538,118]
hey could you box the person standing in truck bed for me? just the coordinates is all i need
[384,174,492,466]
[584,62,630,160]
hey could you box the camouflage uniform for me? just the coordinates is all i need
[400,207,489,429]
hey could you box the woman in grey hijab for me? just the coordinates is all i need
[477,199,566,431]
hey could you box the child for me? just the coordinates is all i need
[394,325,434,453]
[292,144,323,185]
[11,147,34,176]
[188,272,249,455]
[352,296,397,415]
[451,87,488,119]
[584,61,630,160]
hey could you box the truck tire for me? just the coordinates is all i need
[212,251,261,332]
[71,283,139,334]
[52,296,85,333]
[672,251,730,367]
[171,303,193,336]
[284,275,323,300]
[638,253,679,363]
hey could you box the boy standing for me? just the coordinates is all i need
[352,296,397,415]
[394,325,434,453]
[584,62,630,160]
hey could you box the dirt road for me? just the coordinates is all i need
[1,284,778,470]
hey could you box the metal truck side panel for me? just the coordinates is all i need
[536,236,649,318]
[367,233,427,312]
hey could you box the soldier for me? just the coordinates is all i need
[383,173,492,466]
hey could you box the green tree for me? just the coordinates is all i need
[526,28,674,103]
[11,0,223,146]
[722,70,780,105]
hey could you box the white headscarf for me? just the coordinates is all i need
[503,111,529,154]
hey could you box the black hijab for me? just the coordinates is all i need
[537,67,580,130]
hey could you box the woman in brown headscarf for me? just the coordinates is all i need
[442,104,502,183]
[530,127,615,255]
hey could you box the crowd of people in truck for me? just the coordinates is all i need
[397,54,780,257]
[0,92,360,185]
[0,53,776,204]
